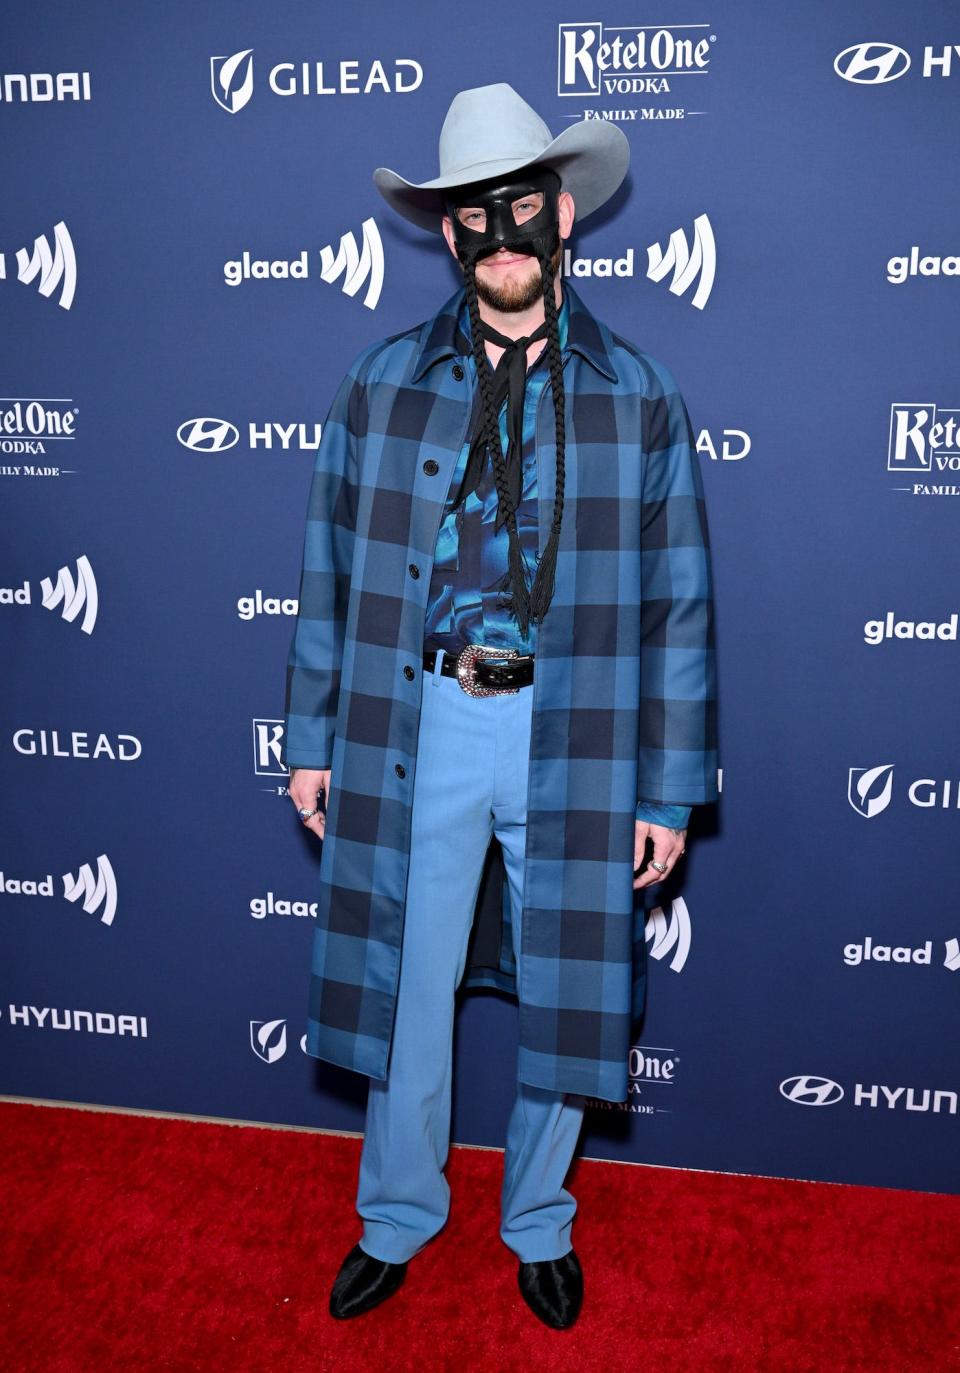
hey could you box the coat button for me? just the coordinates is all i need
[403,665,415,680]
[395,763,406,778]
[408,563,420,579]
[452,363,464,381]
[423,459,439,475]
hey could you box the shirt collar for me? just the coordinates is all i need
[411,277,619,384]
[453,285,569,361]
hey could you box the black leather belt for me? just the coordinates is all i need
[423,644,535,697]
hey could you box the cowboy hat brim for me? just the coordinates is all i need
[373,119,629,233]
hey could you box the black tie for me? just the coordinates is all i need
[453,317,550,528]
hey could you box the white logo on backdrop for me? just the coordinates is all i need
[250,1018,287,1063]
[0,70,91,103]
[886,249,960,285]
[697,428,751,462]
[0,399,78,478]
[645,897,691,972]
[0,220,76,310]
[629,1044,677,1085]
[779,1075,844,1106]
[319,220,383,309]
[646,214,715,310]
[782,1075,958,1115]
[63,854,118,927]
[0,399,77,446]
[863,613,957,645]
[250,891,318,920]
[177,419,240,452]
[843,937,960,970]
[834,43,910,84]
[562,247,635,279]
[588,1042,681,1115]
[560,214,716,309]
[1,855,118,928]
[176,419,321,453]
[888,403,960,472]
[249,1019,310,1062]
[211,49,255,113]
[12,728,143,761]
[211,48,423,113]
[835,42,960,84]
[2,555,99,634]
[848,765,960,817]
[1,1005,148,1036]
[224,219,384,309]
[848,764,895,818]
[556,21,715,121]
[41,555,98,633]
[253,719,286,776]
[237,592,297,621]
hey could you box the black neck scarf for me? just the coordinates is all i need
[452,314,550,527]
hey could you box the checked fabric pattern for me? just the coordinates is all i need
[282,280,718,1102]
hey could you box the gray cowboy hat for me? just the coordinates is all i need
[373,81,629,233]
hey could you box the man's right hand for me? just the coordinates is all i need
[288,768,330,839]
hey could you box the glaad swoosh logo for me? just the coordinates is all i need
[211,49,255,113]
[41,554,98,634]
[645,897,691,973]
[945,938,960,972]
[0,220,76,310]
[779,1075,844,1106]
[848,763,895,817]
[319,218,384,310]
[646,214,715,310]
[250,1018,287,1063]
[177,418,241,452]
[834,43,910,85]
[62,854,117,927]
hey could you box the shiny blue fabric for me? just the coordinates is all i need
[422,290,691,832]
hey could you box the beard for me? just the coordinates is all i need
[471,237,563,313]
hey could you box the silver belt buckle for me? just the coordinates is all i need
[455,644,520,697]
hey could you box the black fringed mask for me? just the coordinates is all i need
[446,166,562,269]
[444,166,566,637]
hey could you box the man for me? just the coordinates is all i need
[283,82,719,1328]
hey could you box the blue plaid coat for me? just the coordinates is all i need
[282,279,719,1102]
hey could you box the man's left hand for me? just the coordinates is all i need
[633,821,687,890]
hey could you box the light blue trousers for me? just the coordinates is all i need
[356,649,586,1265]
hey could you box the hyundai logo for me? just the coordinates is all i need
[779,1075,845,1106]
[834,42,910,84]
[177,417,240,452]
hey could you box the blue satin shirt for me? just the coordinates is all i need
[422,288,691,833]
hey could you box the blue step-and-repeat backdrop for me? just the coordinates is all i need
[3,2,958,1195]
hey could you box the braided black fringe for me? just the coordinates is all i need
[463,257,534,635]
[528,245,565,626]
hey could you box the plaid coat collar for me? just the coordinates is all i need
[410,277,620,384]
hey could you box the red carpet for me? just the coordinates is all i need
[1,1101,958,1372]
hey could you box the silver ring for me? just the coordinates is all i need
[298,807,319,821]
[650,859,668,873]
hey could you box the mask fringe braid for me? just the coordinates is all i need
[462,247,566,638]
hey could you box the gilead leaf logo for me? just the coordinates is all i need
[211,49,255,114]
[250,1018,287,1063]
[848,764,895,818]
